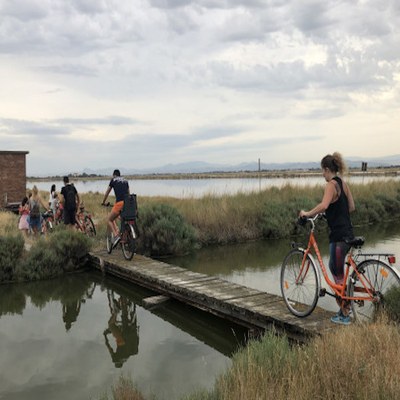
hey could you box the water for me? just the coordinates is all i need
[169,221,400,312]
[28,175,400,198]
[1,223,400,399]
[0,273,246,400]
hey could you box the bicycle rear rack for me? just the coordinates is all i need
[354,252,396,264]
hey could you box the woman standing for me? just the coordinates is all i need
[49,184,58,216]
[29,185,49,236]
[299,152,355,325]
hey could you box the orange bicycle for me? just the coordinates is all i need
[75,203,96,237]
[280,214,400,322]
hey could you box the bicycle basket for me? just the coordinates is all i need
[120,193,138,220]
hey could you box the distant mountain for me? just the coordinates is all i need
[81,154,400,176]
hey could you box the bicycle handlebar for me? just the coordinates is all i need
[297,213,326,229]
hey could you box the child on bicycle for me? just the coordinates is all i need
[299,152,355,325]
[101,169,130,247]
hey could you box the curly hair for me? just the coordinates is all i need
[321,152,347,175]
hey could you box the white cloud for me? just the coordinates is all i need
[0,0,399,175]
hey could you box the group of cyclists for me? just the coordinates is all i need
[17,152,384,326]
[18,176,80,236]
[18,169,129,246]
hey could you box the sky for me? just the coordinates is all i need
[1,0,400,176]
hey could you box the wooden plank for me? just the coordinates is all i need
[192,284,261,301]
[142,295,170,308]
[89,251,340,341]
[226,293,281,308]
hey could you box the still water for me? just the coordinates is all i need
[1,223,400,399]
[0,273,246,400]
[28,175,400,198]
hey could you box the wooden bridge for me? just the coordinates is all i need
[89,251,338,342]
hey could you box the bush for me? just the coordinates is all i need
[0,234,25,282]
[16,236,64,280]
[260,197,316,239]
[137,203,198,257]
[15,229,92,282]
[48,229,91,272]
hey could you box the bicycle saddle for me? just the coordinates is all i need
[344,236,365,247]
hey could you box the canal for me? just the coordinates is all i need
[1,222,399,399]
[28,175,400,198]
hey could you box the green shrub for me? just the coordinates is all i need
[260,197,316,239]
[15,237,64,281]
[48,229,91,272]
[0,234,25,282]
[137,203,198,257]
[15,229,91,282]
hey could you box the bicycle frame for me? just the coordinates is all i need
[301,221,376,303]
[75,208,86,231]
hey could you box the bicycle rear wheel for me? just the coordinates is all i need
[347,259,400,322]
[280,249,320,317]
[121,223,136,260]
[106,229,114,254]
[84,216,96,237]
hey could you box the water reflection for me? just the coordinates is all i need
[0,271,247,400]
[103,289,139,368]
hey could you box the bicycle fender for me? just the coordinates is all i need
[304,252,322,290]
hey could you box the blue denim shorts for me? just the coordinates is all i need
[29,216,41,230]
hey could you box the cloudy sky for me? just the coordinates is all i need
[1,0,400,176]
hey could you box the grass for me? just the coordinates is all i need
[204,318,400,400]
[10,180,400,253]
[105,318,400,400]
[0,211,19,236]
[85,179,400,246]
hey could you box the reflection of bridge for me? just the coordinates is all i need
[89,251,337,342]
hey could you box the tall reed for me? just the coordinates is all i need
[61,180,400,249]
[183,318,400,400]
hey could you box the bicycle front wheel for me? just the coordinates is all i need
[281,249,320,317]
[121,223,136,261]
[347,259,400,323]
[84,216,96,237]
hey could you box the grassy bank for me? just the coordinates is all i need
[5,179,400,257]
[81,180,400,250]
[0,211,92,283]
[183,318,400,400]
[101,318,400,400]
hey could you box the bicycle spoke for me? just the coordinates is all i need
[281,249,319,317]
[121,223,136,260]
[348,259,400,322]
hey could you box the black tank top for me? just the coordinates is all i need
[325,176,353,242]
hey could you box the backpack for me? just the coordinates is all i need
[65,185,77,211]
[120,193,138,220]
[30,199,40,218]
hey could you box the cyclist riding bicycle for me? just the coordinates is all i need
[102,169,130,247]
